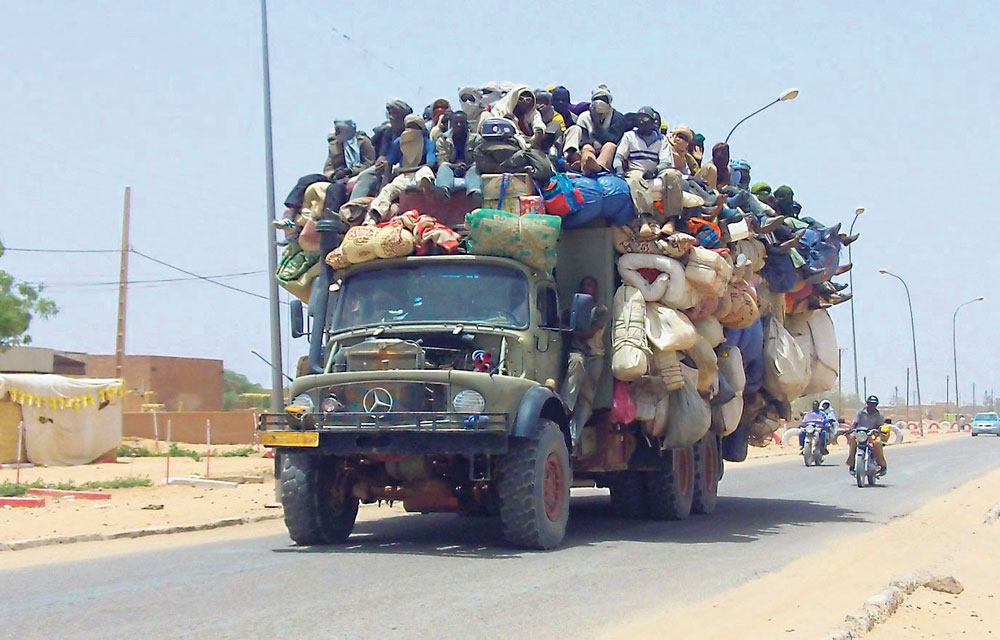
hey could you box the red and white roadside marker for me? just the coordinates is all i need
[0,496,45,508]
[26,488,111,500]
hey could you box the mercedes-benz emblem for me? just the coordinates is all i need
[362,387,393,416]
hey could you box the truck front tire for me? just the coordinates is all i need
[497,419,570,550]
[280,453,358,545]
[643,446,695,520]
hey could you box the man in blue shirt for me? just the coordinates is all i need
[369,114,437,222]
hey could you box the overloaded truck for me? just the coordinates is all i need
[262,224,735,550]
[260,170,843,550]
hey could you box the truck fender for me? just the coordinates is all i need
[512,385,571,450]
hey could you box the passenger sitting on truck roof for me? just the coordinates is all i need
[549,86,578,128]
[487,85,546,149]
[368,114,438,222]
[613,107,673,217]
[320,120,376,218]
[562,85,625,175]
[434,111,484,204]
[356,99,414,200]
[667,125,700,176]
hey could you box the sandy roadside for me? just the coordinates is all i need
[609,451,1000,639]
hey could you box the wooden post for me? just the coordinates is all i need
[165,419,172,482]
[152,410,160,452]
[15,422,24,486]
[205,419,212,478]
[115,186,131,381]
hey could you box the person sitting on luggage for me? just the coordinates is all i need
[666,125,700,176]
[613,106,674,219]
[563,84,626,175]
[847,395,890,476]
[549,85,578,128]
[458,86,486,124]
[434,111,483,204]
[318,119,376,219]
[533,89,566,130]
[368,114,437,222]
[358,99,414,199]
[487,85,546,149]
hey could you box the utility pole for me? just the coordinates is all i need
[905,368,910,426]
[115,186,131,380]
[946,375,950,409]
[260,0,284,413]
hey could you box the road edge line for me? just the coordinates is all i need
[0,513,284,552]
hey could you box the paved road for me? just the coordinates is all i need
[3,436,998,639]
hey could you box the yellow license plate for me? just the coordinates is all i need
[261,431,319,448]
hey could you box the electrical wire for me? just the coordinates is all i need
[34,270,265,288]
[129,248,286,304]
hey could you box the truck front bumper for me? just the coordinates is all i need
[259,412,509,455]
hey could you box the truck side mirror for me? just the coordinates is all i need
[290,299,305,338]
[567,293,595,334]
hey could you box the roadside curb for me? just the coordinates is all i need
[0,513,284,552]
[27,488,111,500]
[0,496,46,508]
[825,571,945,639]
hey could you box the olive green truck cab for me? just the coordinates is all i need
[260,227,723,549]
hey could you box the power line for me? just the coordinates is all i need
[5,245,288,305]
[35,270,265,288]
[3,247,120,254]
[130,248,286,304]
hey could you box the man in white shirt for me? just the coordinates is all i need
[613,106,682,223]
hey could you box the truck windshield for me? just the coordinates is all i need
[332,263,530,331]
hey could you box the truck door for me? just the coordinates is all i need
[535,284,563,386]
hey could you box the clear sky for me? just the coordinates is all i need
[2,1,998,406]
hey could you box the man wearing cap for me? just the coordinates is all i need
[613,107,674,217]
[563,84,626,174]
[847,395,890,476]
[368,114,437,222]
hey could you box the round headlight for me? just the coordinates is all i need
[321,394,343,413]
[453,390,486,414]
[290,393,315,412]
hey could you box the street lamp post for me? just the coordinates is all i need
[953,296,985,418]
[259,0,284,413]
[848,207,865,399]
[724,88,799,144]
[879,269,923,435]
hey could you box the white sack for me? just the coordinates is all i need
[612,285,650,381]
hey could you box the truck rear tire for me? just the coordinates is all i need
[692,435,720,515]
[280,453,358,545]
[497,419,570,550]
[643,446,695,520]
[608,472,646,518]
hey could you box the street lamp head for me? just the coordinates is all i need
[976,296,985,301]
[878,268,889,275]
[855,207,865,216]
[779,88,800,102]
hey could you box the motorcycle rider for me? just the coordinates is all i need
[799,400,830,455]
[819,399,838,449]
[847,395,890,477]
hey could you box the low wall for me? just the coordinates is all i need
[123,412,257,445]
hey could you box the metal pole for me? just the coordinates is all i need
[115,187,131,381]
[260,0,284,413]
[953,297,984,414]
[848,212,861,399]
[881,270,922,435]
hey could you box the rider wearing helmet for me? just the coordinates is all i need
[847,395,890,476]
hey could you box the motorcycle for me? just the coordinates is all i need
[800,412,827,467]
[852,427,880,487]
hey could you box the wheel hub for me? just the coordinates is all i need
[542,452,565,521]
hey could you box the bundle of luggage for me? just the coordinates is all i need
[274,81,857,450]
